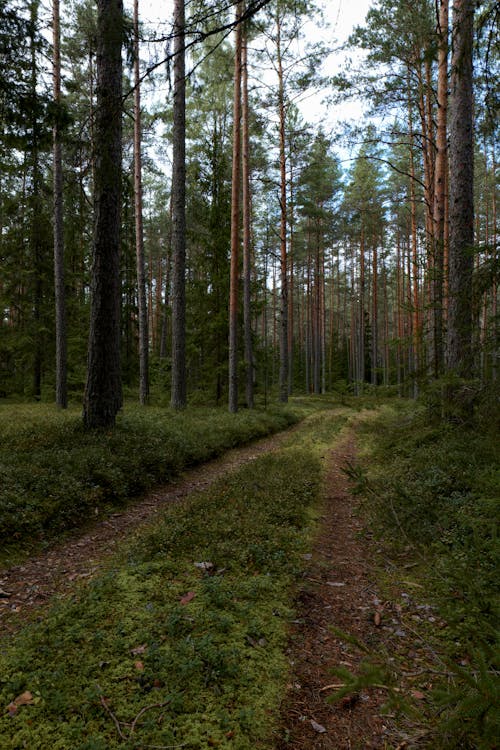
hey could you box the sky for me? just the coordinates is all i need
[130,0,374,165]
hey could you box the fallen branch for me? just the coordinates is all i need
[319,683,346,693]
[99,695,128,741]
[130,700,171,736]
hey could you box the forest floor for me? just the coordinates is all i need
[0,414,428,748]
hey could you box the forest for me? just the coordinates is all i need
[0,0,498,748]
[0,0,496,412]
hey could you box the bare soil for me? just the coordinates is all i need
[275,433,394,749]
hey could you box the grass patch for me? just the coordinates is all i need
[0,440,326,749]
[0,402,300,565]
[353,400,499,749]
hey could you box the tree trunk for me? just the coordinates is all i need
[447,0,475,379]
[83,0,123,429]
[277,10,288,403]
[371,241,378,385]
[431,0,449,379]
[53,0,67,408]
[133,0,149,405]
[242,15,253,409]
[170,0,187,409]
[228,0,243,413]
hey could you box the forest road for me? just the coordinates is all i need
[1,418,403,749]
[0,423,301,640]
[276,432,395,750]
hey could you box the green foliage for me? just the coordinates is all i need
[0,445,322,749]
[354,400,500,748]
[0,403,299,564]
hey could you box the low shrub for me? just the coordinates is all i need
[0,403,299,563]
[354,401,499,748]
[0,446,322,749]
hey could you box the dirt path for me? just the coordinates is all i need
[1,418,417,748]
[0,427,297,639]
[276,433,395,750]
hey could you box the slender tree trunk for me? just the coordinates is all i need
[133,0,149,405]
[83,0,123,429]
[492,146,498,381]
[371,241,378,385]
[409,111,420,396]
[359,228,365,390]
[241,15,253,409]
[276,10,288,402]
[29,2,43,401]
[228,0,243,413]
[133,0,149,398]
[53,0,67,408]
[447,0,475,379]
[288,156,295,395]
[432,0,449,378]
[171,0,187,408]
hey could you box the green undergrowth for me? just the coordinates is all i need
[353,400,499,749]
[0,429,334,749]
[0,403,300,565]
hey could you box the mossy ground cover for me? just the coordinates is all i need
[353,399,499,749]
[0,407,349,749]
[0,403,300,566]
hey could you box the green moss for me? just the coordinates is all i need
[354,402,500,748]
[0,402,300,565]
[0,440,327,749]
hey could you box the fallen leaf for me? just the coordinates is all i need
[131,644,147,655]
[134,661,145,671]
[180,591,196,605]
[374,611,382,626]
[411,690,425,700]
[7,691,34,716]
[310,719,327,733]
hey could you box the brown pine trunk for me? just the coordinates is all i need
[241,16,253,409]
[408,110,420,395]
[447,0,475,379]
[277,11,288,403]
[431,0,449,378]
[359,228,365,390]
[53,0,67,408]
[170,0,187,409]
[228,0,243,413]
[371,240,378,385]
[133,0,149,405]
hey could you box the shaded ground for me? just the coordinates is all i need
[1,418,435,748]
[0,427,297,638]
[275,433,392,749]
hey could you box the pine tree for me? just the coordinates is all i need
[83,0,124,428]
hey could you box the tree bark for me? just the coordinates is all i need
[431,0,449,378]
[83,0,123,429]
[277,10,288,403]
[447,0,475,379]
[228,0,243,413]
[170,0,187,409]
[241,14,254,409]
[53,0,67,408]
[133,0,149,405]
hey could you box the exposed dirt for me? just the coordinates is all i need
[0,426,297,639]
[276,433,401,750]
